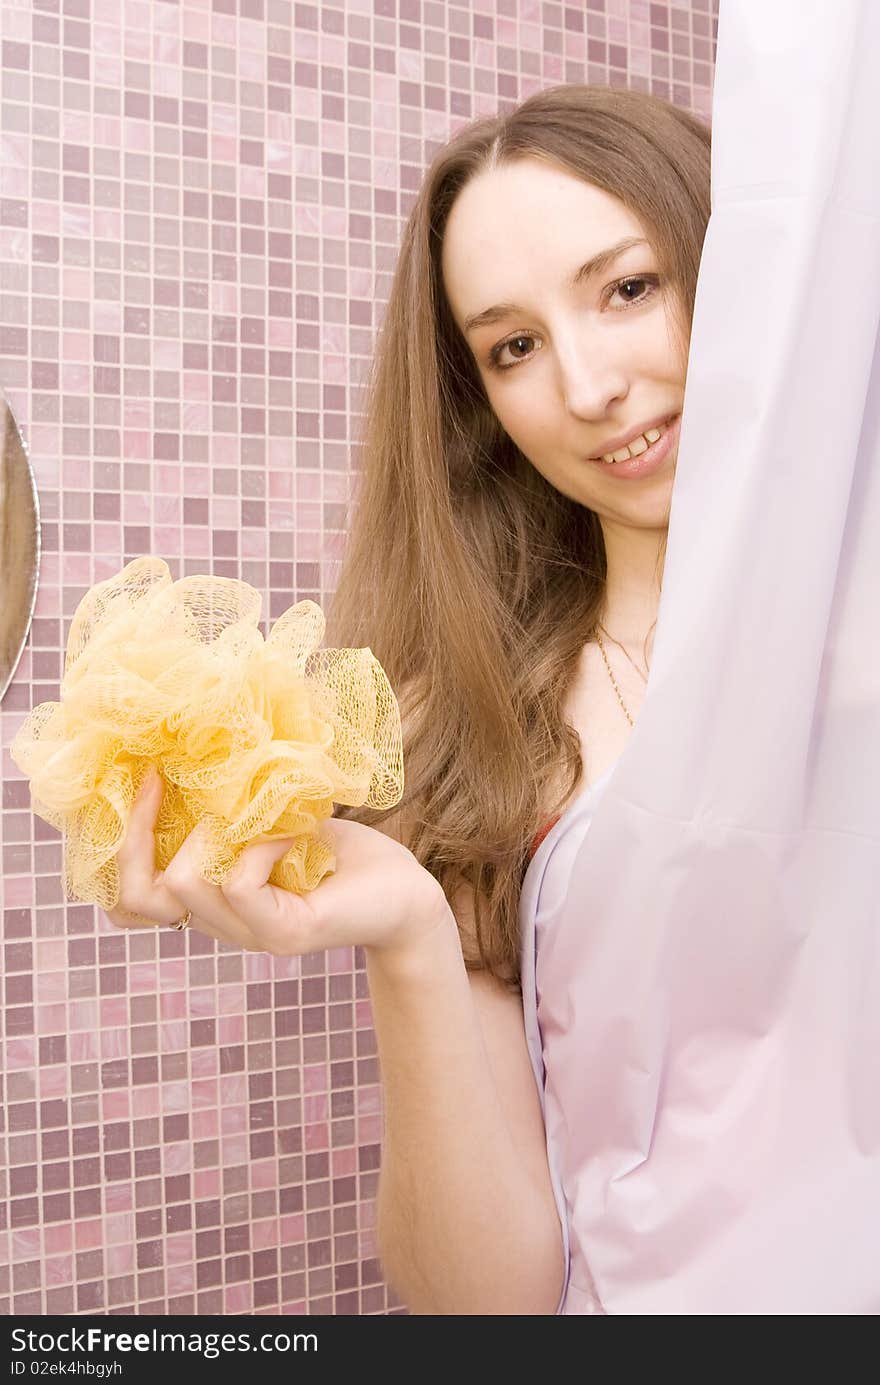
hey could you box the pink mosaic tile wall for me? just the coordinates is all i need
[0,0,716,1317]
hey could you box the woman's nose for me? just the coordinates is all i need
[554,332,629,421]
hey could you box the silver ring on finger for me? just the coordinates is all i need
[169,908,192,932]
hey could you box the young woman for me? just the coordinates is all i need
[108,85,711,1314]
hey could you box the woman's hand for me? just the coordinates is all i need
[103,767,453,961]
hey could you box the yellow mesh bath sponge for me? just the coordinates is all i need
[10,556,404,920]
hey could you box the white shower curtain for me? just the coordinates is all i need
[542,0,880,1312]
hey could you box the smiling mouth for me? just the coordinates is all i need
[589,415,676,464]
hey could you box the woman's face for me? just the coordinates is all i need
[441,157,688,531]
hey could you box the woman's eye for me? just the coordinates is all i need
[610,275,655,306]
[490,334,538,369]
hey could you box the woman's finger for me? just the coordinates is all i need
[115,768,189,923]
[161,828,295,950]
[219,836,319,954]
[111,773,256,945]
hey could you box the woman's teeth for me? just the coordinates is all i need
[599,424,664,464]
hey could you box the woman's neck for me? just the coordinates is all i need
[599,519,666,649]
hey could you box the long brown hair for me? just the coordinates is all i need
[326,84,711,991]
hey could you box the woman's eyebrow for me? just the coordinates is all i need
[462,235,648,335]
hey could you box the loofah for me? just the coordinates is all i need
[10,556,404,926]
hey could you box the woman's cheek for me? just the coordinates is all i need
[506,402,547,452]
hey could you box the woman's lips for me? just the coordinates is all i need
[586,413,681,479]
[588,413,677,461]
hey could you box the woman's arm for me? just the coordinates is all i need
[366,905,565,1315]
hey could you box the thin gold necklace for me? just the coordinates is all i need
[598,624,649,683]
[595,620,656,728]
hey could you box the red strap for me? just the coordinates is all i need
[529,815,561,860]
